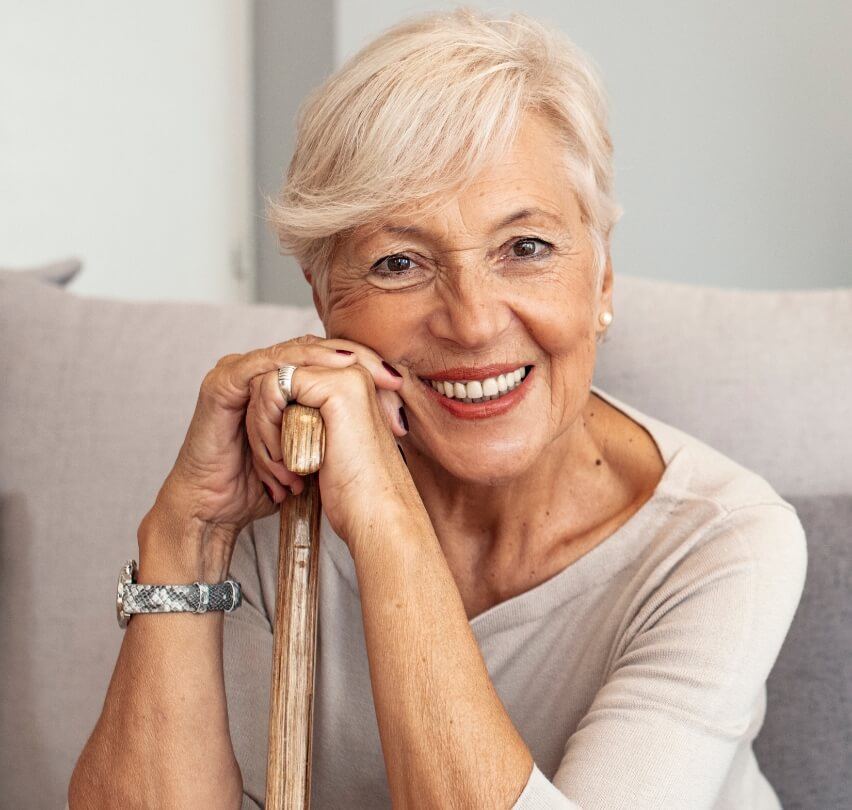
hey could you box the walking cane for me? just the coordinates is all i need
[265,403,326,810]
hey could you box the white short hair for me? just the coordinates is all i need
[267,7,623,300]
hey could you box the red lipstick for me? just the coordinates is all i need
[417,362,531,382]
[417,366,534,420]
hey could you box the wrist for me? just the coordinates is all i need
[137,501,237,584]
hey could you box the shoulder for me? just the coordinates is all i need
[646,426,808,614]
[619,441,808,697]
[599,396,810,660]
[612,491,807,722]
[660,423,809,592]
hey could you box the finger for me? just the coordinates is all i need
[283,363,386,436]
[251,454,286,503]
[245,398,304,490]
[253,345,402,430]
[253,402,291,467]
[376,388,408,437]
[248,375,285,460]
[206,339,358,410]
[317,338,405,390]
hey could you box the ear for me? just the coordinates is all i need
[598,251,614,317]
[595,252,614,345]
[301,266,326,320]
[311,284,325,321]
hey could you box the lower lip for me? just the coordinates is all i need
[417,367,534,420]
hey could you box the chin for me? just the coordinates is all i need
[425,437,543,485]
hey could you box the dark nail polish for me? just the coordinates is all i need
[335,349,353,355]
[382,360,402,378]
[398,405,409,432]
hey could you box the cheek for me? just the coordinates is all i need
[324,285,424,351]
[511,280,595,359]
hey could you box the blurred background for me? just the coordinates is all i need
[2,0,849,306]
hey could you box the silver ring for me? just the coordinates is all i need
[277,364,298,402]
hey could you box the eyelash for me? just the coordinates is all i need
[370,237,554,277]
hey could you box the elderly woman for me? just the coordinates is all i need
[70,9,806,810]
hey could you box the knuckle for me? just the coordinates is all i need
[214,352,241,368]
[289,334,320,347]
[200,367,220,395]
[341,363,373,390]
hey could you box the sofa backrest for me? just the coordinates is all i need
[1,266,849,808]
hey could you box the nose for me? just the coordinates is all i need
[427,273,513,349]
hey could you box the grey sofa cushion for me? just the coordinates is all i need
[753,494,852,810]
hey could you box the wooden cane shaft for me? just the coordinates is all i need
[266,404,325,810]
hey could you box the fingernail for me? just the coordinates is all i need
[398,405,409,432]
[382,360,402,377]
[335,349,353,355]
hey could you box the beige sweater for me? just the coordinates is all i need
[108,385,810,809]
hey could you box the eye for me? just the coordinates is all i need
[371,253,418,276]
[510,237,552,259]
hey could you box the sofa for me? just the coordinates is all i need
[1,261,849,809]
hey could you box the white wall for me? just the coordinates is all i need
[0,1,255,303]
[334,0,851,291]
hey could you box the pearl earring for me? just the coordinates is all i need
[599,311,613,326]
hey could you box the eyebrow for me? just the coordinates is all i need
[376,206,565,241]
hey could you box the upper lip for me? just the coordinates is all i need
[418,363,532,382]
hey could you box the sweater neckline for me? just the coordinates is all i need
[320,384,691,634]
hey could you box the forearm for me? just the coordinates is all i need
[351,508,533,810]
[68,505,243,809]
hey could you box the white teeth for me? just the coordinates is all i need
[424,365,529,403]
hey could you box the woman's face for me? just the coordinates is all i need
[318,112,613,484]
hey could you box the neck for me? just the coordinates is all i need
[404,394,610,581]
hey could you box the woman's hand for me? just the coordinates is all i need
[148,334,416,572]
[244,335,421,553]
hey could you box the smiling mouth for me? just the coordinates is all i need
[418,365,533,404]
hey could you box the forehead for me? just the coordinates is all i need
[351,112,577,245]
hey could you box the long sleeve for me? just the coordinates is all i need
[512,503,807,810]
[512,763,580,809]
